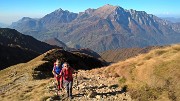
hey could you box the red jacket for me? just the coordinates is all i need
[61,67,74,82]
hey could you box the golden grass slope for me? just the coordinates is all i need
[0,49,54,101]
[101,44,180,101]
[0,48,106,101]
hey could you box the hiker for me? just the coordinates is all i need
[61,62,77,99]
[52,59,64,92]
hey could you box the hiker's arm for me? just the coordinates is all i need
[72,67,77,74]
[74,70,78,74]
[52,70,56,76]
[52,68,58,77]
[73,69,78,78]
[59,69,63,76]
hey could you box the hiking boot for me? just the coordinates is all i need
[69,96,73,99]
[64,95,69,98]
[58,91,61,95]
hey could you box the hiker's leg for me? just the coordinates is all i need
[57,77,61,90]
[69,81,73,98]
[60,76,63,89]
[55,76,60,90]
[64,80,69,97]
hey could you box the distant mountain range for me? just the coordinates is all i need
[10,4,180,52]
[0,22,8,28]
[161,17,180,23]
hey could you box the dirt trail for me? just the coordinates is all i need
[46,70,132,101]
[0,69,132,101]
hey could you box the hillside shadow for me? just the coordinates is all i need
[97,85,127,97]
[73,93,85,97]
[72,85,127,99]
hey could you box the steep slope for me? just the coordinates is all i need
[44,38,68,49]
[10,4,180,52]
[10,17,38,33]
[40,8,78,28]
[70,48,101,59]
[100,46,162,63]
[0,28,56,53]
[171,22,180,33]
[97,44,180,101]
[0,28,58,70]
[0,44,39,70]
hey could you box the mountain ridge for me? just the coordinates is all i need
[0,28,57,69]
[44,38,68,49]
[99,44,180,100]
[10,4,180,52]
[100,46,163,63]
[0,28,57,53]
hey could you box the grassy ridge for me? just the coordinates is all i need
[102,44,180,100]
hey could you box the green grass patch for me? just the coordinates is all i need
[118,76,126,84]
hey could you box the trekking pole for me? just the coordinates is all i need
[76,71,79,90]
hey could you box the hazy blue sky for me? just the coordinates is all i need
[0,0,179,24]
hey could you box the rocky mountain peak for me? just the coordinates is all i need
[93,4,119,18]
[84,8,95,14]
[9,5,180,53]
[53,8,74,15]
[12,17,36,25]
[54,8,63,12]
[40,8,78,26]
[21,17,34,21]
[45,8,76,17]
[101,4,118,9]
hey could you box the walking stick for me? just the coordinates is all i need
[76,71,79,90]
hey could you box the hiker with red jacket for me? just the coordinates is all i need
[61,62,76,99]
[52,59,63,93]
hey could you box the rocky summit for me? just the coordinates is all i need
[10,4,180,53]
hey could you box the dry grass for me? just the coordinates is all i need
[97,44,180,101]
[0,48,107,101]
[0,51,53,101]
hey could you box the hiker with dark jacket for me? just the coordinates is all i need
[52,59,64,92]
[61,62,76,99]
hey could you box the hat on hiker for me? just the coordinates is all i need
[62,62,69,68]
